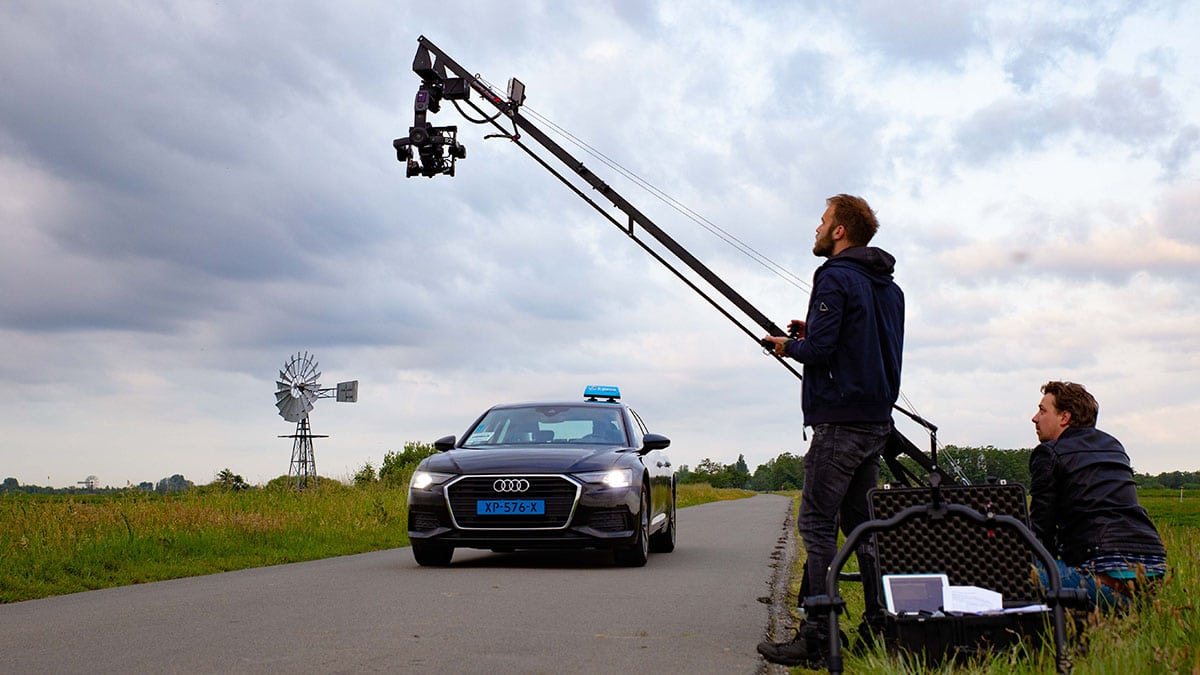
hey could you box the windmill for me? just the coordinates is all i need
[274,351,358,489]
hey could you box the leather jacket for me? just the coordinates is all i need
[1028,426,1166,566]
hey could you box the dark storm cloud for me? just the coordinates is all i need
[0,2,461,346]
[606,0,664,34]
[767,48,828,116]
[1159,124,1200,179]
[1000,7,1125,91]
[1087,71,1176,142]
[954,70,1179,164]
[846,0,983,66]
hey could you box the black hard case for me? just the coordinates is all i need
[867,483,1046,662]
[815,481,1077,674]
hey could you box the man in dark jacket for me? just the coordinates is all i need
[758,194,904,667]
[1030,381,1167,611]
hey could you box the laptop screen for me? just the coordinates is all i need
[882,574,948,614]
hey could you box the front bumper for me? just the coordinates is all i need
[408,473,640,550]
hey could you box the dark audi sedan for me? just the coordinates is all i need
[407,386,676,566]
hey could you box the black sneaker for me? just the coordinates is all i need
[852,617,883,654]
[756,630,825,667]
[757,622,847,667]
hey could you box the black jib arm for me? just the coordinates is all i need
[393,36,953,487]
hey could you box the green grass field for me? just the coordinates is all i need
[0,483,411,602]
[0,481,750,603]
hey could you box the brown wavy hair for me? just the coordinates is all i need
[827,194,879,246]
[1041,381,1098,427]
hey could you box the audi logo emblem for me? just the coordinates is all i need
[493,478,531,493]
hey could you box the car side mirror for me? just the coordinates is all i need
[434,435,456,451]
[641,433,671,452]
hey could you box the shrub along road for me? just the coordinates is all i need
[0,493,791,674]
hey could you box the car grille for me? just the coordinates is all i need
[445,475,580,530]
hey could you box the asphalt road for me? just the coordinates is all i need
[0,493,794,674]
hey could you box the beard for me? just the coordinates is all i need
[812,228,835,257]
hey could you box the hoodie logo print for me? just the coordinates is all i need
[819,302,829,312]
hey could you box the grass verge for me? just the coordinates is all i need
[1,481,752,603]
[1,483,409,603]
[676,482,756,508]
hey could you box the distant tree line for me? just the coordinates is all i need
[883,445,1033,486]
[0,440,441,496]
[676,445,1187,491]
[0,474,199,495]
[1135,471,1200,490]
[676,453,805,491]
[2,442,1191,496]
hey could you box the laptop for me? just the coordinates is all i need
[882,573,949,614]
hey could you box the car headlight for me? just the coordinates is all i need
[575,468,634,489]
[410,470,454,490]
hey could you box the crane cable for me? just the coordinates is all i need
[459,84,970,483]
[470,77,811,295]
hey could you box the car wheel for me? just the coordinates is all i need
[411,541,453,567]
[614,489,650,567]
[649,487,676,553]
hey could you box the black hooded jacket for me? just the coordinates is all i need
[1029,425,1166,566]
[783,246,904,426]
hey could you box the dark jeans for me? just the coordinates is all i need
[1035,560,1156,613]
[797,422,889,623]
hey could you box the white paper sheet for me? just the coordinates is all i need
[944,585,1003,613]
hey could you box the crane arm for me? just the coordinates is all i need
[391,36,954,487]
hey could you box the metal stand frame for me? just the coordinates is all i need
[281,418,328,490]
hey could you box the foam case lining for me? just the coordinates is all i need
[868,483,1038,603]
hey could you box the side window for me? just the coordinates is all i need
[629,409,650,445]
[595,409,627,444]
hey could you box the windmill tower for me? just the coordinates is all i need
[274,351,358,489]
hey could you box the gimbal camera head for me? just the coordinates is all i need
[393,44,469,177]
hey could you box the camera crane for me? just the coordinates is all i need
[392,36,955,487]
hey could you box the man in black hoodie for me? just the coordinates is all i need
[759,194,904,667]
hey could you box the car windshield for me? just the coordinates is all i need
[462,405,629,447]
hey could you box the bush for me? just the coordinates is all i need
[353,462,377,486]
[378,442,439,487]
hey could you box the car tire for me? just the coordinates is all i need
[649,487,676,553]
[412,541,453,567]
[614,489,650,567]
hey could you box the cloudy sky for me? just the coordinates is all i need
[2,1,1197,488]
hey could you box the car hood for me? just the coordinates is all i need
[422,445,629,474]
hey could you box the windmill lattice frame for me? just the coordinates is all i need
[274,351,357,489]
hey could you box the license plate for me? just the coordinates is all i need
[476,499,545,515]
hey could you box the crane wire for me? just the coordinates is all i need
[525,107,812,294]
[461,82,969,483]
[471,76,812,294]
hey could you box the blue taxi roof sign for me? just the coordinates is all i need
[584,385,621,401]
